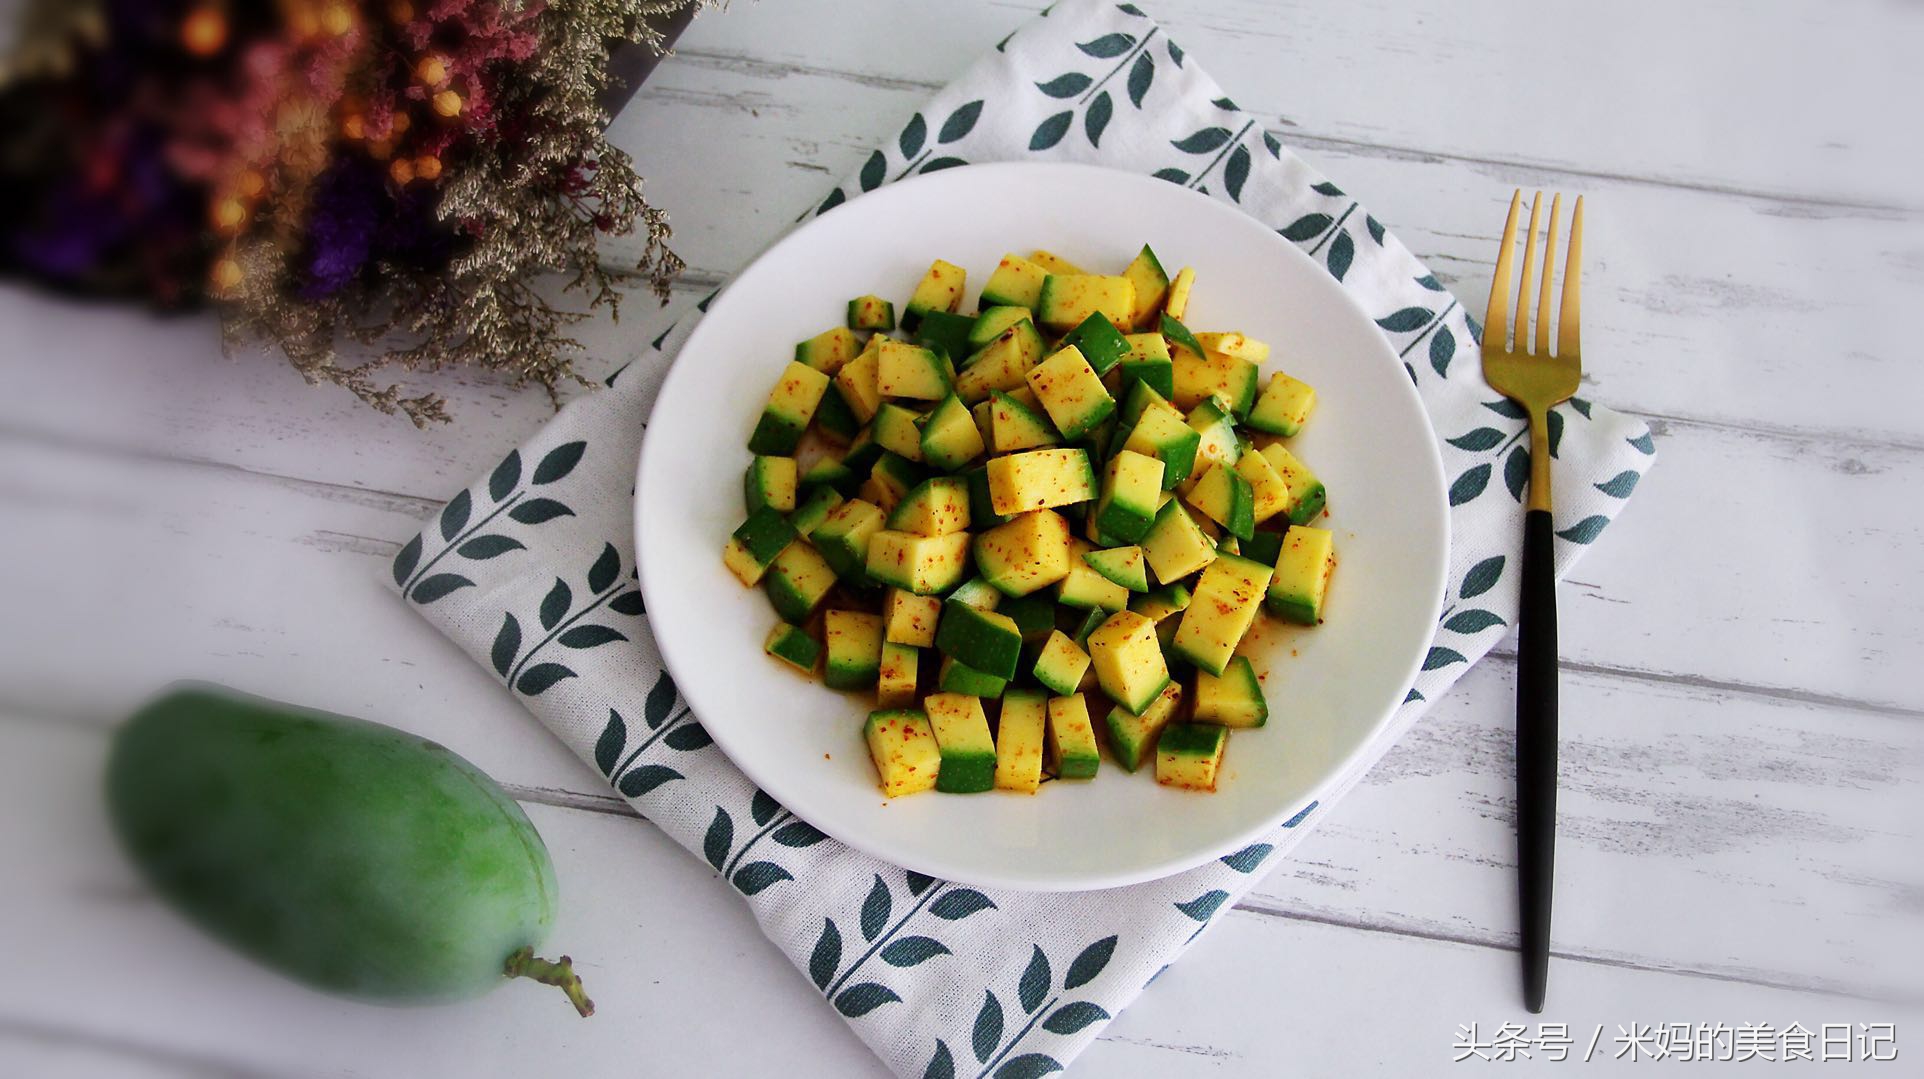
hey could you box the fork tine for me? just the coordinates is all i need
[1558,196,1584,358]
[1513,192,1543,353]
[1535,194,1562,357]
[1483,190,1521,350]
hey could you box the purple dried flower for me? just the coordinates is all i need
[300,157,383,298]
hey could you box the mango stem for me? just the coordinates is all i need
[504,946,595,1017]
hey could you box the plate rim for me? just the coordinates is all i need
[635,161,1448,891]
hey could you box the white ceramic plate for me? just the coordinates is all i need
[636,162,1447,891]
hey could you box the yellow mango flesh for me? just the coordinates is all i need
[1234,448,1290,523]
[1155,725,1227,791]
[1087,609,1171,714]
[986,449,1095,516]
[884,589,941,647]
[955,329,1039,403]
[865,711,940,797]
[1140,501,1217,583]
[834,343,884,423]
[1172,555,1273,676]
[866,530,972,594]
[876,642,919,707]
[1039,274,1136,332]
[972,510,1073,596]
[993,691,1048,794]
[907,259,967,317]
[1164,266,1195,320]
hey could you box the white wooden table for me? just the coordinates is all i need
[3,1,1920,1073]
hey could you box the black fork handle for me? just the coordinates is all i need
[1516,508,1558,1012]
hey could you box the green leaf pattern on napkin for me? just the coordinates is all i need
[387,2,1654,1075]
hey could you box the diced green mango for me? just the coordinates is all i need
[869,403,926,462]
[1046,694,1101,779]
[748,362,832,456]
[934,600,1023,680]
[876,339,955,400]
[1155,722,1228,791]
[978,254,1049,311]
[1059,312,1130,375]
[1037,273,1135,333]
[1119,401,1199,489]
[876,641,919,707]
[745,455,798,515]
[887,476,971,537]
[787,486,844,538]
[915,310,976,363]
[1103,681,1181,772]
[865,710,939,796]
[904,259,967,330]
[722,507,796,587]
[1246,371,1317,436]
[1057,540,1131,613]
[1258,443,1329,525]
[973,510,1073,597]
[847,295,896,332]
[764,542,838,622]
[865,529,972,595]
[995,690,1048,793]
[1120,244,1170,331]
[765,622,821,673]
[990,391,1061,452]
[920,394,985,472]
[1026,345,1116,442]
[924,693,996,794]
[968,306,1035,349]
[1094,449,1164,544]
[796,326,860,374]
[1032,630,1091,696]
[1140,499,1217,584]
[811,499,886,580]
[1087,610,1171,715]
[1266,524,1335,624]
[1184,462,1256,541]
[1193,655,1268,728]
[824,610,885,689]
[1170,553,1272,676]
[1083,545,1148,592]
[936,656,1008,698]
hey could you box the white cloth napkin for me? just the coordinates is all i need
[387,1,1655,1073]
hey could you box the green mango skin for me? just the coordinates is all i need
[107,685,557,1005]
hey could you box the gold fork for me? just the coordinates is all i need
[1481,189,1582,1014]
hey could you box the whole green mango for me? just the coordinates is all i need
[107,684,592,1015]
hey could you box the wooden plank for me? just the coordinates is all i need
[675,0,1923,209]
[1520,409,1924,712]
[0,284,633,503]
[1286,150,1924,448]
[7,716,1912,1079]
[0,436,1913,996]
[1084,904,1922,1075]
[1248,659,1924,1002]
[0,436,597,800]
